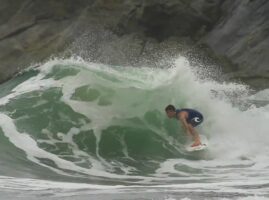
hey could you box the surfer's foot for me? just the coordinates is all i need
[191,142,202,147]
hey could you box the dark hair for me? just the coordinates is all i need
[165,104,176,112]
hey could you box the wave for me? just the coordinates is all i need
[0,56,268,189]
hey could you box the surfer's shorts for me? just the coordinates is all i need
[187,115,204,127]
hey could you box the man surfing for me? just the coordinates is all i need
[165,104,204,147]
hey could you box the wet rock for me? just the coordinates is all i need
[0,0,93,82]
[0,0,268,89]
[202,0,269,88]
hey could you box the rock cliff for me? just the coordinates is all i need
[0,0,268,88]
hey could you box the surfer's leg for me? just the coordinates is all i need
[188,124,202,147]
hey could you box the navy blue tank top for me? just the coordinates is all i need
[175,108,203,121]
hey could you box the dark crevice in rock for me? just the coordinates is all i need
[0,22,36,41]
[138,38,147,57]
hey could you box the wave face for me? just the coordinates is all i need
[0,57,269,199]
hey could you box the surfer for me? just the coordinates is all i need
[165,104,203,147]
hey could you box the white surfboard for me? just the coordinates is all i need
[186,143,208,152]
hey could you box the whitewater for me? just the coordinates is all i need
[0,56,268,200]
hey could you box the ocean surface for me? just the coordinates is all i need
[0,56,268,200]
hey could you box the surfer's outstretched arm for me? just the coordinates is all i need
[179,115,192,137]
[178,113,193,137]
[179,113,201,146]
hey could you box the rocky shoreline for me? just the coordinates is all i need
[0,0,268,89]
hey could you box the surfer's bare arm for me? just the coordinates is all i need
[178,112,192,137]
[179,112,202,146]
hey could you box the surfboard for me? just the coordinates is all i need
[186,144,208,152]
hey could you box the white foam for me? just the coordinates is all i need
[0,113,152,181]
[0,56,269,191]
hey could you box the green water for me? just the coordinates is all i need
[0,58,268,200]
[0,60,200,180]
